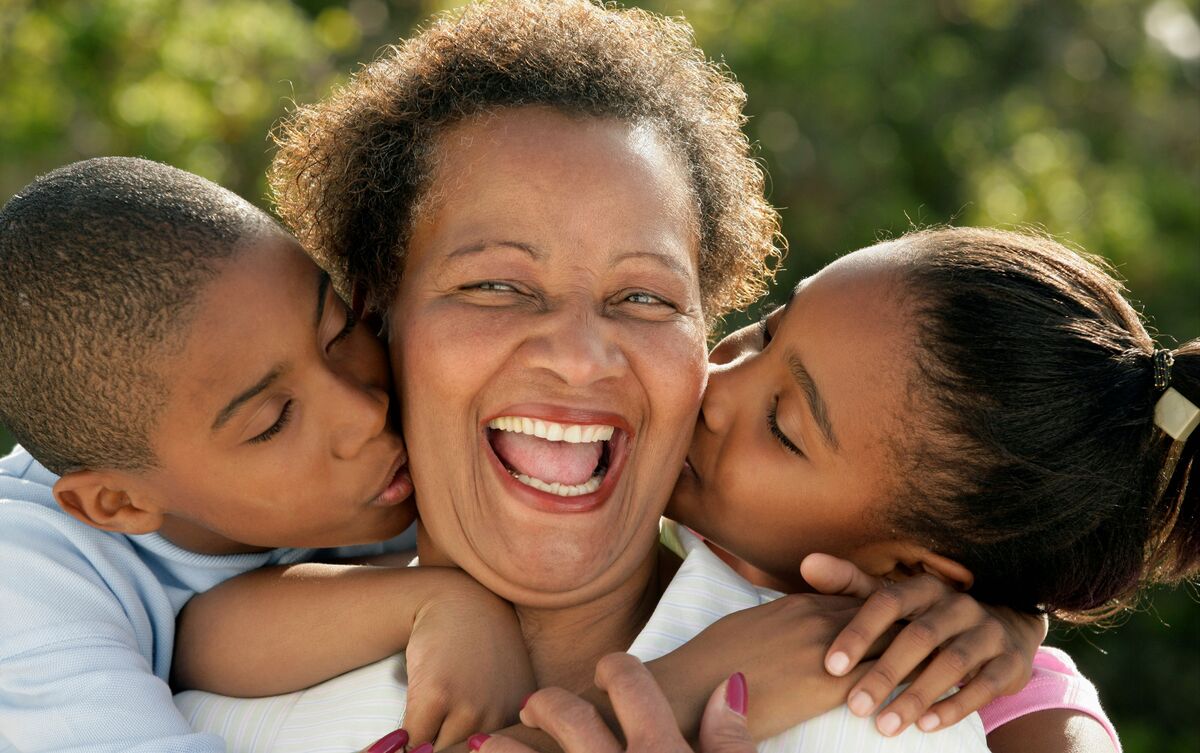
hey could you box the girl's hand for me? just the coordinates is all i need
[471,653,755,753]
[801,553,1045,737]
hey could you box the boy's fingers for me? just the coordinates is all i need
[399,698,447,750]
[593,652,688,751]
[826,574,952,678]
[519,687,623,753]
[697,674,755,753]
[800,553,882,599]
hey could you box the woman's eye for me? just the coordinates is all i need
[625,291,665,305]
[767,397,804,458]
[248,400,294,445]
[473,281,517,292]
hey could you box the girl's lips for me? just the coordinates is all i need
[480,404,634,514]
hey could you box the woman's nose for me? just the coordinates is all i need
[328,372,390,459]
[522,304,626,387]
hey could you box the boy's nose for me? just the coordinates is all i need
[330,375,390,459]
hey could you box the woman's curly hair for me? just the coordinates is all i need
[269,0,781,325]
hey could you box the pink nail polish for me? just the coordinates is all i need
[725,671,748,716]
[366,728,409,753]
[468,733,491,750]
[410,743,435,753]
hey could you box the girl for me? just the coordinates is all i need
[662,226,1198,750]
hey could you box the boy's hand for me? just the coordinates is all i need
[403,577,536,749]
[801,553,1045,737]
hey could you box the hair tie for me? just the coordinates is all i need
[1152,349,1174,391]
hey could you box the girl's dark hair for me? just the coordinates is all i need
[268,0,781,328]
[892,227,1198,622]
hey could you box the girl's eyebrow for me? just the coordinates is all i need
[785,352,840,451]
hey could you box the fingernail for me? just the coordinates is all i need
[848,691,874,716]
[877,712,901,736]
[410,744,434,753]
[725,671,748,716]
[826,651,850,676]
[366,728,409,753]
[520,692,534,710]
[468,733,491,751]
[918,712,940,732]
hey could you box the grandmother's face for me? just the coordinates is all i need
[389,107,708,607]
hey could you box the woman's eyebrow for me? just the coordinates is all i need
[445,240,543,263]
[611,250,692,279]
[786,353,839,451]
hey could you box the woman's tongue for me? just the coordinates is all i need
[491,430,603,486]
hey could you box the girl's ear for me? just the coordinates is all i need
[53,470,165,535]
[887,546,975,591]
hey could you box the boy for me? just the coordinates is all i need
[0,158,531,753]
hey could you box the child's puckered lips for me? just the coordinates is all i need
[370,449,413,507]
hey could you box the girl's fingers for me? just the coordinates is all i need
[870,620,1010,736]
[845,593,982,720]
[800,553,884,600]
[471,734,540,753]
[827,574,953,679]
[915,654,1021,732]
[518,687,624,753]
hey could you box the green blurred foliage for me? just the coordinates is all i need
[1,1,1197,750]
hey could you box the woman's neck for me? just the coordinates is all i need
[515,544,679,692]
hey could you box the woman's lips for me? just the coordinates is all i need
[481,405,633,513]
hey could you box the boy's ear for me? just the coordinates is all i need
[53,470,165,535]
[885,545,975,592]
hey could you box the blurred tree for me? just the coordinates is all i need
[1,1,1197,750]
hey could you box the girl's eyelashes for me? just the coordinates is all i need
[758,303,779,347]
[326,308,358,350]
[249,400,294,445]
[767,396,804,457]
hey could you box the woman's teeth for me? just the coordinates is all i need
[487,416,614,497]
[510,472,604,497]
[486,416,615,443]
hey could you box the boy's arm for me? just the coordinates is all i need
[174,562,536,746]
[0,519,224,752]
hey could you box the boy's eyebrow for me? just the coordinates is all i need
[786,353,840,451]
[211,367,284,432]
[212,272,326,432]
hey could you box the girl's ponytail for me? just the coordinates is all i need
[1146,340,1200,584]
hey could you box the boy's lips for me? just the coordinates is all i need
[370,451,413,507]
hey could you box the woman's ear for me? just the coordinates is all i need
[53,470,165,535]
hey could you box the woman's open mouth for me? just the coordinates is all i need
[483,410,631,512]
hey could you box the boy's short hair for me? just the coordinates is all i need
[0,157,282,475]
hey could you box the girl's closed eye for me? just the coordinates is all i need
[767,396,804,457]
[326,309,358,350]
